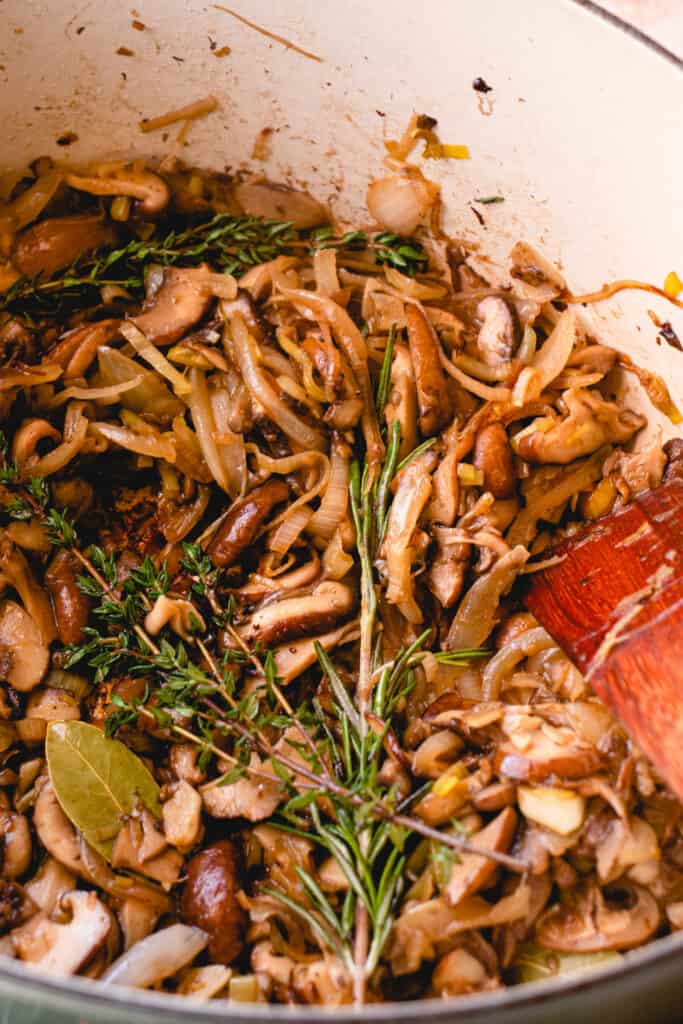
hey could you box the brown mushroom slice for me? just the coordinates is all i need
[234,180,328,229]
[45,550,91,646]
[130,266,216,347]
[48,319,122,380]
[427,526,470,609]
[475,297,517,366]
[446,808,518,906]
[0,805,32,879]
[0,600,49,692]
[65,165,170,216]
[201,754,282,822]
[383,452,435,623]
[405,303,452,436]
[494,728,601,782]
[238,581,355,648]
[209,478,289,568]
[513,389,646,465]
[13,215,117,278]
[269,621,359,685]
[535,883,660,953]
[473,423,515,498]
[11,890,114,976]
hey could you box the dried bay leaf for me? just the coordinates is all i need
[46,720,161,861]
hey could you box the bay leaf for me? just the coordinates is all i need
[46,721,161,861]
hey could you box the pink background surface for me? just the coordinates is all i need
[598,0,683,56]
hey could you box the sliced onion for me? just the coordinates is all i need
[444,546,529,650]
[314,247,340,296]
[91,421,176,462]
[367,173,437,234]
[0,363,62,392]
[308,438,349,540]
[44,376,144,408]
[440,348,511,402]
[268,504,312,556]
[322,530,354,580]
[246,446,330,527]
[482,627,555,700]
[227,311,326,451]
[187,368,239,495]
[209,380,247,497]
[25,405,88,478]
[119,321,192,399]
[384,454,434,623]
[6,170,63,231]
[384,268,447,301]
[101,924,207,989]
[512,309,576,406]
[172,414,213,483]
[96,346,183,421]
[280,290,382,466]
[161,485,211,543]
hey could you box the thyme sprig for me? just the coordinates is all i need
[1,216,428,320]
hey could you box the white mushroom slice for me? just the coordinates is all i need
[162,780,203,852]
[11,891,114,976]
[118,898,161,952]
[24,858,76,914]
[269,622,359,685]
[33,781,84,876]
[201,753,282,822]
[596,817,660,884]
[0,600,50,692]
[476,296,516,366]
[101,923,208,989]
[144,595,206,641]
[518,786,586,836]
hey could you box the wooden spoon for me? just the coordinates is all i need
[524,478,683,799]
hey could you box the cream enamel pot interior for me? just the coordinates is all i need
[0,0,682,1021]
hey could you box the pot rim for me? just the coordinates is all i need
[0,0,681,1018]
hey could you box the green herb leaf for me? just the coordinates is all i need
[45,721,161,860]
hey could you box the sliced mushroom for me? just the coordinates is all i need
[13,215,117,277]
[427,526,470,609]
[234,180,328,229]
[384,342,419,461]
[495,720,601,783]
[663,437,683,484]
[118,898,161,951]
[535,882,660,953]
[49,319,122,380]
[130,266,216,347]
[513,389,646,465]
[201,754,282,822]
[180,840,247,965]
[144,594,206,641]
[11,890,114,975]
[475,297,516,366]
[209,478,289,568]
[432,947,493,997]
[0,600,49,692]
[110,809,183,890]
[473,423,515,498]
[24,857,76,915]
[405,303,452,436]
[238,580,355,648]
[0,536,56,643]
[0,803,32,879]
[518,785,586,836]
[45,550,91,646]
[162,780,203,853]
[33,781,84,876]
[446,808,518,906]
[65,165,170,216]
[269,622,358,685]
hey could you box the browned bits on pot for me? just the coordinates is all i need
[13,215,117,278]
[45,550,91,645]
[208,478,289,567]
[473,423,515,499]
[180,840,247,965]
[404,303,452,436]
